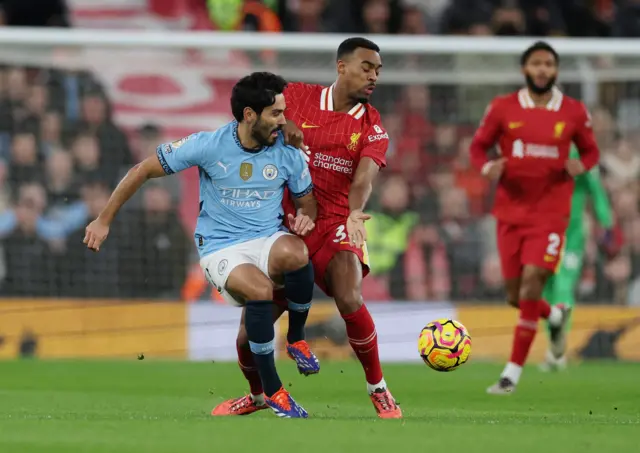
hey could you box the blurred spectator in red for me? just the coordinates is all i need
[425,123,458,171]
[437,187,483,300]
[394,84,434,144]
[453,135,489,216]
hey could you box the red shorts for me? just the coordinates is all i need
[274,220,370,305]
[497,221,566,280]
[304,222,370,296]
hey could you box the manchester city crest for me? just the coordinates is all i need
[262,164,278,180]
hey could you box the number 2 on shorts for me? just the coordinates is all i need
[546,233,561,257]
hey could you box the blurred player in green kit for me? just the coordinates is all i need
[541,144,620,371]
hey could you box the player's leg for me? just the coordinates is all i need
[220,233,317,415]
[324,249,402,419]
[267,234,320,375]
[212,304,287,416]
[505,277,521,309]
[487,221,524,394]
[225,264,307,418]
[203,241,308,418]
[541,247,582,370]
[489,228,570,394]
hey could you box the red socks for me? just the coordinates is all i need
[509,299,540,366]
[538,299,551,319]
[236,340,263,396]
[341,304,384,385]
[237,303,385,391]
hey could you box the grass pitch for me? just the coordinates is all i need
[0,359,637,453]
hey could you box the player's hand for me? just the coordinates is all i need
[83,218,110,252]
[565,159,586,177]
[481,158,506,181]
[282,121,309,154]
[346,209,371,248]
[288,213,315,237]
[598,226,623,259]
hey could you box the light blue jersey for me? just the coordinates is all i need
[156,121,312,258]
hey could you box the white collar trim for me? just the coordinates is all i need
[518,86,563,111]
[320,84,366,119]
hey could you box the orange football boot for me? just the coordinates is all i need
[211,394,268,416]
[369,388,403,419]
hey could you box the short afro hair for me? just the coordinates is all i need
[337,37,380,61]
[520,41,559,66]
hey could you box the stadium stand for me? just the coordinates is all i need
[0,0,638,306]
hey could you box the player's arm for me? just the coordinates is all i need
[569,103,600,176]
[585,164,621,257]
[84,133,204,251]
[584,161,613,229]
[470,99,506,180]
[287,149,316,236]
[348,122,388,248]
[349,157,379,214]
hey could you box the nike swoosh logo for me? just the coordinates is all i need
[301,122,319,129]
[508,122,524,129]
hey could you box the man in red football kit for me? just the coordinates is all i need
[213,37,402,419]
[470,41,600,394]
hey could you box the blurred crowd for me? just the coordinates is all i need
[0,67,190,299]
[199,0,640,37]
[0,0,639,304]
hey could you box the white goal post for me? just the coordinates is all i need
[0,28,639,106]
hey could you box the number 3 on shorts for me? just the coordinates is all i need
[333,225,371,267]
[333,225,347,243]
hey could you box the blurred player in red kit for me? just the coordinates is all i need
[213,37,401,419]
[470,41,600,394]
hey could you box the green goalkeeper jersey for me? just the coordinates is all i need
[567,146,613,239]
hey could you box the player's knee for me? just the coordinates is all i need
[334,288,363,315]
[245,281,275,301]
[519,266,549,301]
[519,277,544,301]
[275,237,309,272]
[236,327,249,349]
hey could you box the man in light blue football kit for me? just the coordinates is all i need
[83,72,318,419]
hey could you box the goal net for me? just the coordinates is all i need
[0,29,637,307]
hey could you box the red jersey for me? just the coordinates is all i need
[470,87,600,227]
[283,82,388,230]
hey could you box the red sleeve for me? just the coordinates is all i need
[284,82,311,118]
[361,121,388,168]
[572,102,600,171]
[470,98,504,172]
